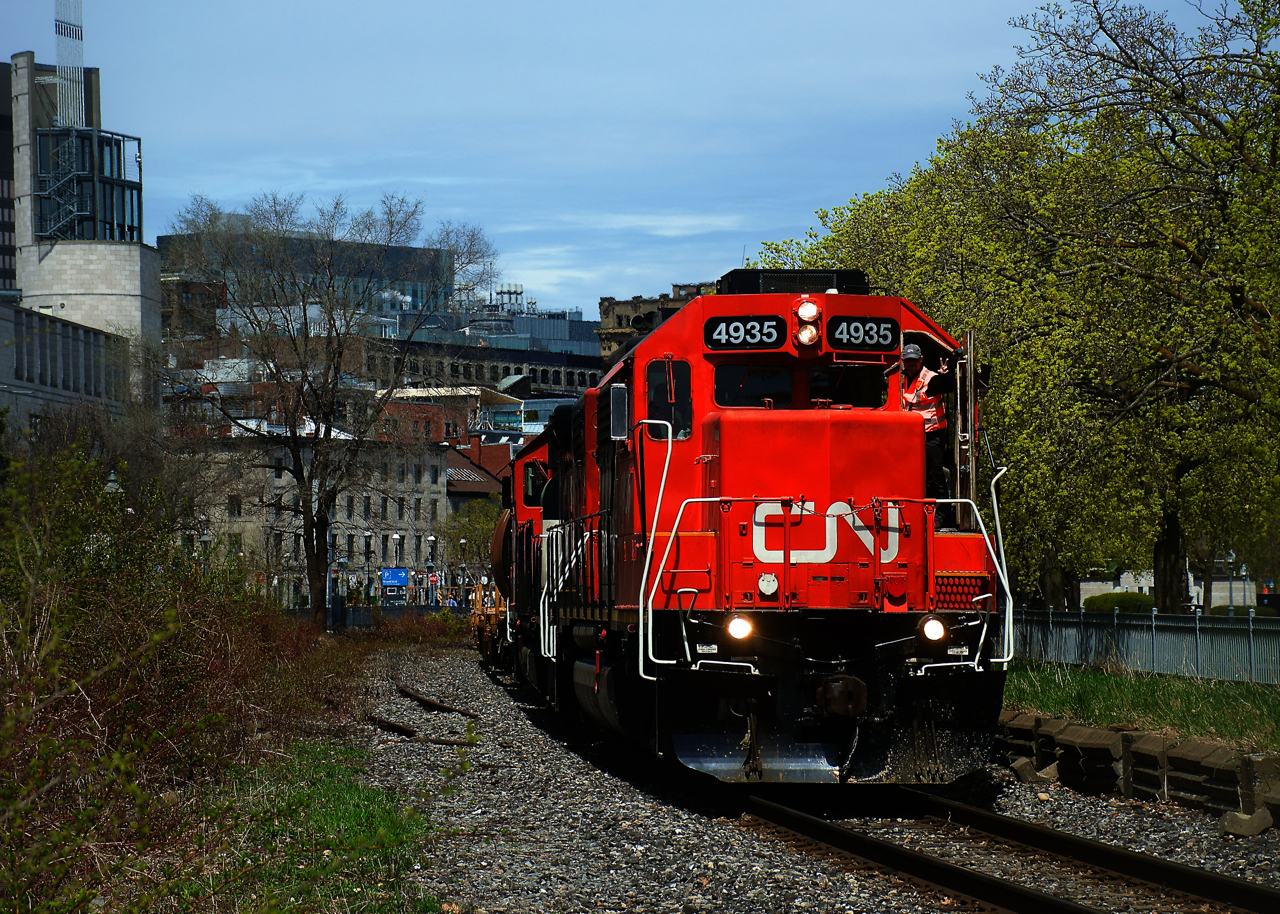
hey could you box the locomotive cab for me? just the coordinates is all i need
[495,268,1010,784]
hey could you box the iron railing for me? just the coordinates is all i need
[1012,607,1280,684]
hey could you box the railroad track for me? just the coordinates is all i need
[747,793,1280,914]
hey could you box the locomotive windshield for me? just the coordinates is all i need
[712,363,888,408]
[714,364,793,408]
[809,365,888,408]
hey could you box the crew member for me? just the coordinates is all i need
[900,343,956,525]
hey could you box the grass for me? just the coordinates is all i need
[176,740,445,913]
[1004,660,1280,753]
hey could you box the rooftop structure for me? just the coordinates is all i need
[596,282,714,359]
[2,6,161,420]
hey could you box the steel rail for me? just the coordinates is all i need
[911,791,1280,914]
[746,797,1102,914]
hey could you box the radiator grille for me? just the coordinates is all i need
[934,574,990,611]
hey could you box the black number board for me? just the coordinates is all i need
[704,315,787,350]
[826,316,900,351]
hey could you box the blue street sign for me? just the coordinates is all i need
[381,567,409,586]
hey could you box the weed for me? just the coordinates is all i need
[1004,661,1280,752]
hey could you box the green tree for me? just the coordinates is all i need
[440,494,503,583]
[760,0,1280,611]
[166,193,496,622]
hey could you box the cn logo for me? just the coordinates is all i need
[752,502,900,564]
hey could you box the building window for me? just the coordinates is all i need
[227,494,241,518]
[347,533,354,560]
[414,463,422,484]
[414,534,422,565]
[567,373,576,387]
[579,371,587,387]
[413,420,419,437]
[346,495,354,519]
[293,532,301,556]
[503,366,511,377]
[381,534,389,562]
[397,498,405,521]
[414,497,421,521]
[274,531,283,556]
[364,535,372,563]
[273,495,282,519]
[380,496,388,519]
[552,370,561,385]
[398,462,406,483]
[395,536,404,564]
[274,458,284,479]
[589,373,598,386]
[363,495,371,519]
[490,365,499,381]
[431,500,439,521]
[541,369,549,384]
[430,465,440,484]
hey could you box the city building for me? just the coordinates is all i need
[3,9,161,424]
[6,43,160,349]
[596,282,713,359]
[0,288,131,423]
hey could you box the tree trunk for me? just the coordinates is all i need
[1039,552,1067,611]
[308,512,330,627]
[1152,507,1187,614]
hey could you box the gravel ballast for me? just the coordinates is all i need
[354,644,1280,912]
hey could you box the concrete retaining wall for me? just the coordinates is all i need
[997,711,1280,829]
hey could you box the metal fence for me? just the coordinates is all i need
[1012,608,1280,684]
[287,604,468,629]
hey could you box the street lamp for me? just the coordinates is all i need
[426,535,437,605]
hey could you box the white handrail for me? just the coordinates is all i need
[987,467,1012,663]
[539,525,592,658]
[636,481,1014,677]
[645,496,722,672]
[635,419,673,681]
[924,496,1012,669]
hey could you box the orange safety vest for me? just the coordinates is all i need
[901,366,947,433]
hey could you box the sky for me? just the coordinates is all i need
[5,0,1053,317]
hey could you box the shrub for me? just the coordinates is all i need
[1082,591,1156,614]
[1207,604,1279,617]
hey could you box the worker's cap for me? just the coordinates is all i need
[901,344,923,361]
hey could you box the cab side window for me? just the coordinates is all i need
[646,359,693,440]
[522,461,548,506]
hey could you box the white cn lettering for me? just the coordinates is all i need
[751,502,900,563]
[841,505,900,562]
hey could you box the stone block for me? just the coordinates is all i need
[1034,717,1070,769]
[1167,737,1221,770]
[1263,784,1280,820]
[1011,756,1041,783]
[1217,807,1273,837]
[1122,732,1169,802]
[1055,725,1122,759]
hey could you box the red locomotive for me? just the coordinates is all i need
[488,269,1011,783]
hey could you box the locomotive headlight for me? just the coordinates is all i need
[796,301,820,322]
[920,616,947,642]
[796,323,820,346]
[728,616,753,640]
